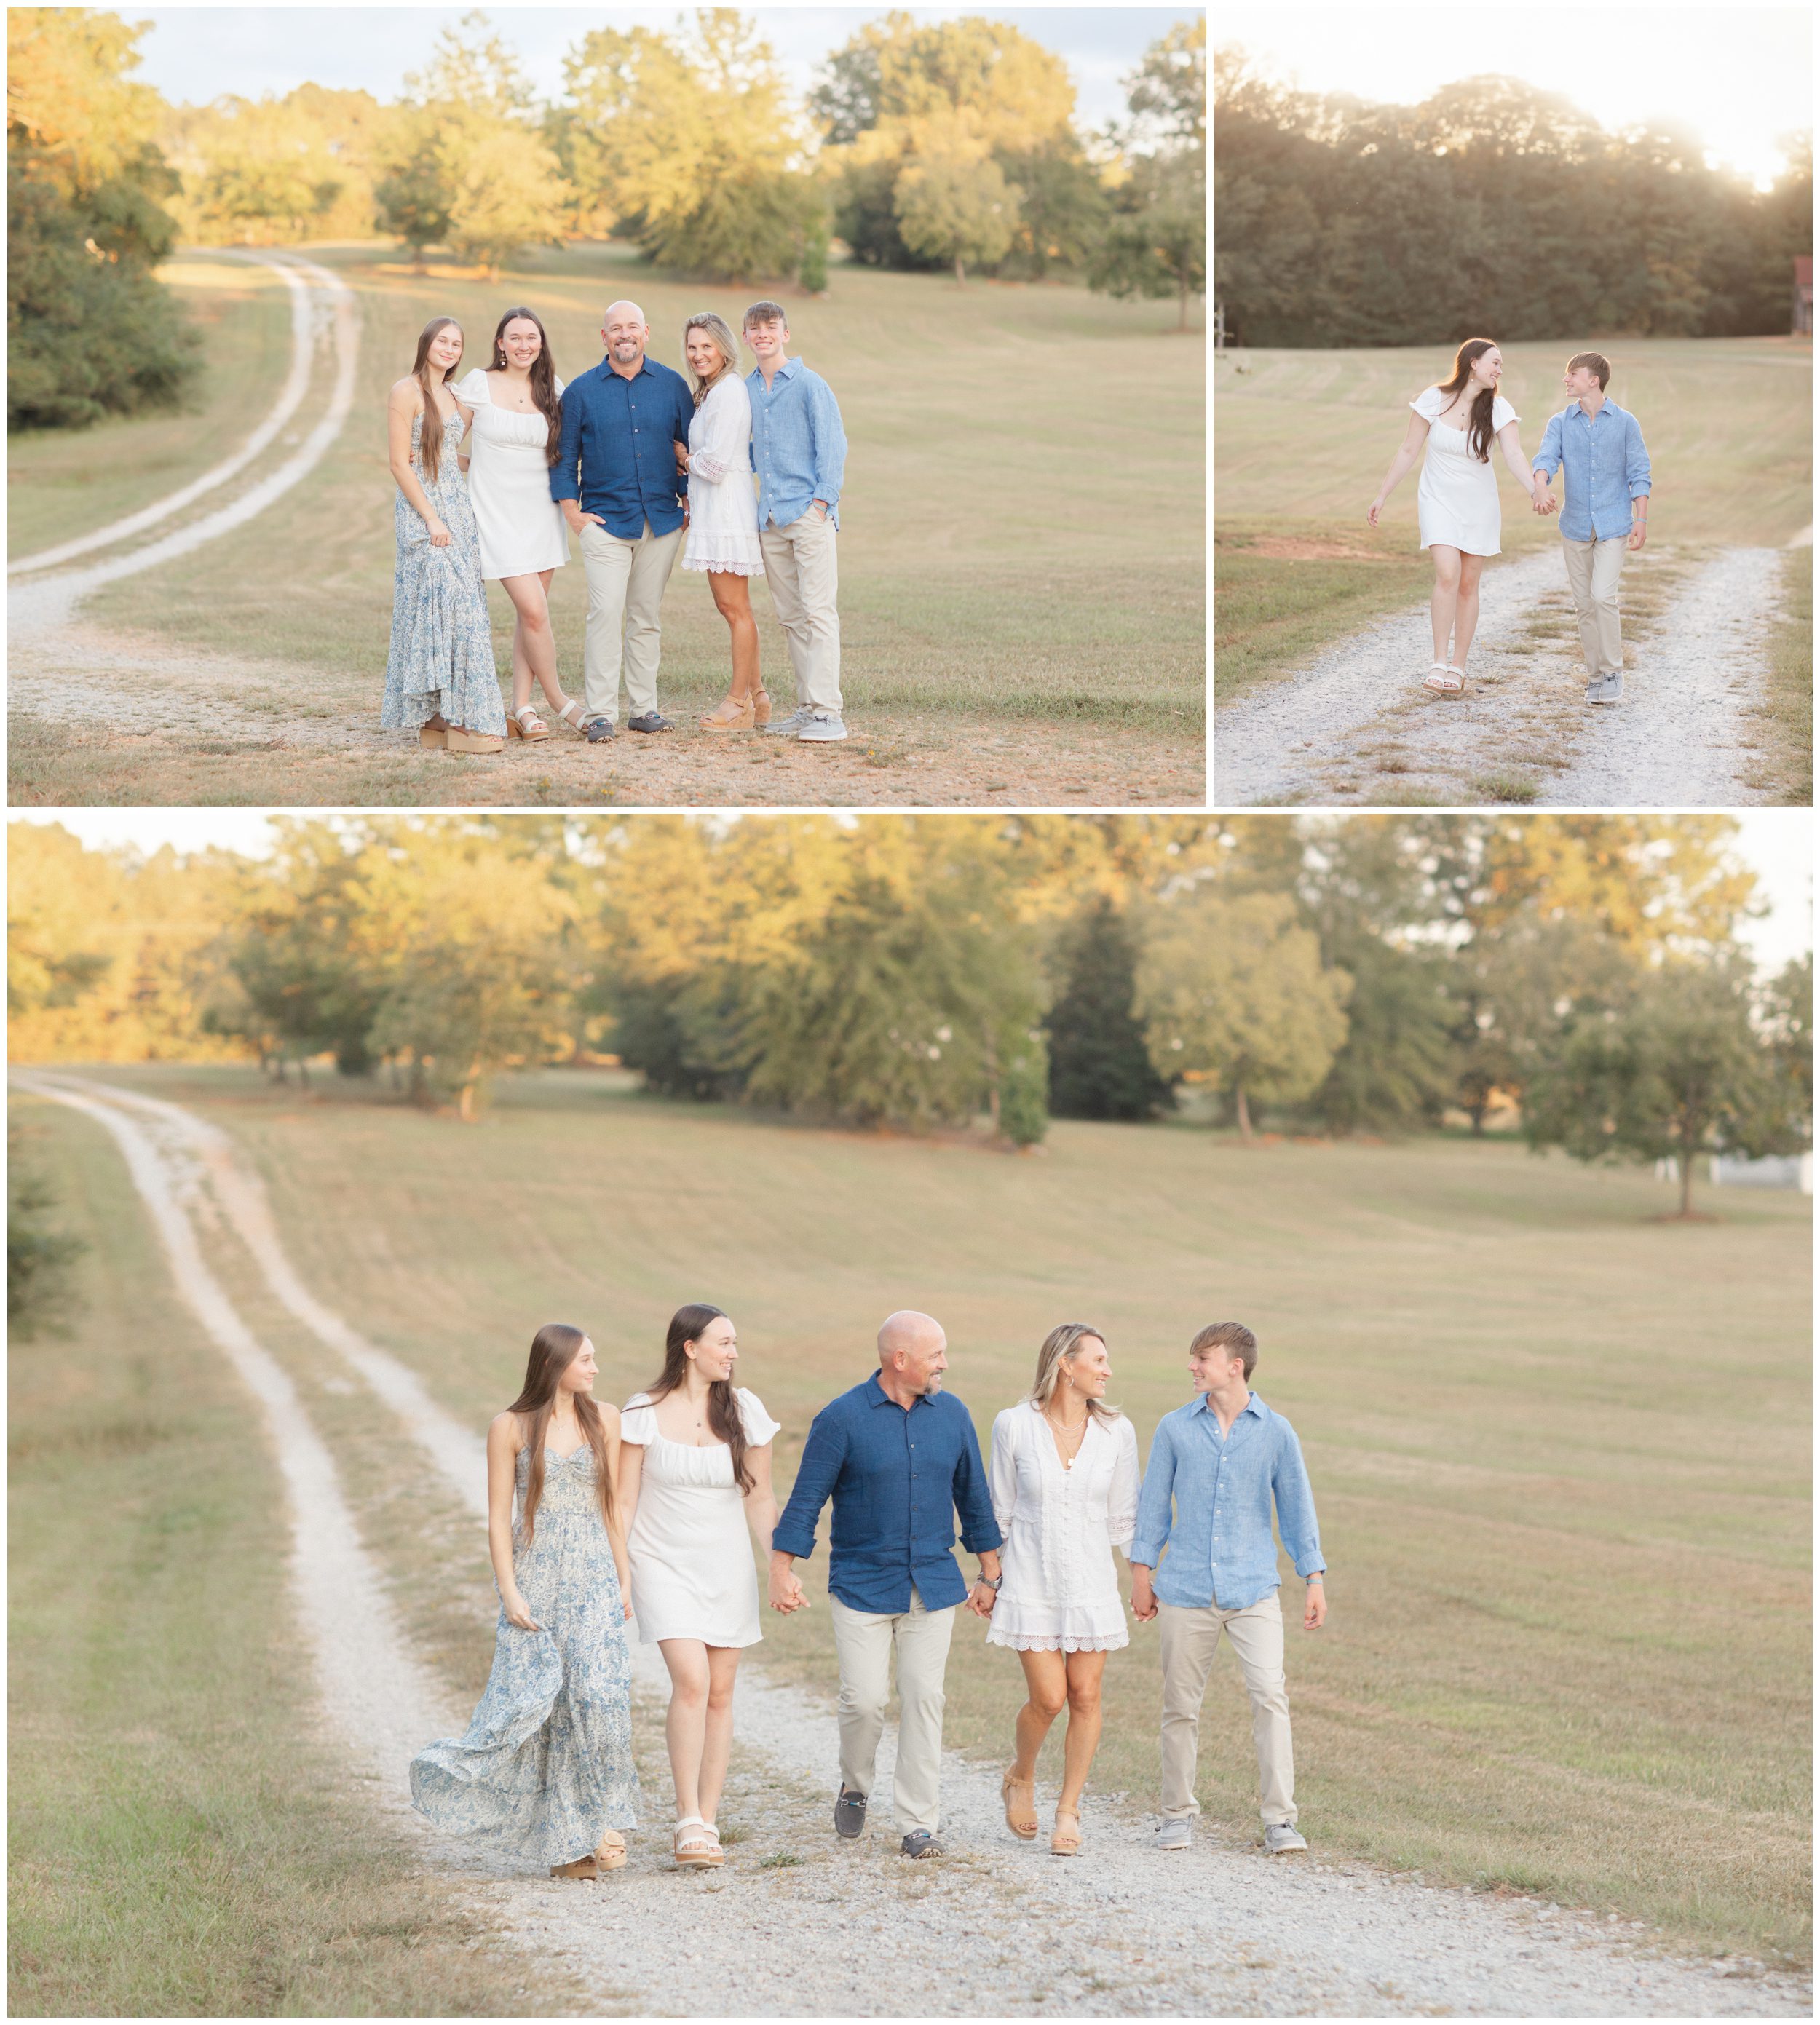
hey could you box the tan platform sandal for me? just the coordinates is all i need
[673,1815,722,1868]
[550,1854,599,1881]
[419,714,448,749]
[508,703,551,741]
[1001,1768,1038,1841]
[751,687,772,729]
[700,694,755,732]
[593,1830,628,1871]
[1051,1807,1082,1857]
[445,724,504,753]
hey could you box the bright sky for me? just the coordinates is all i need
[125,6,1198,133]
[1213,3,1811,189]
[12,811,1811,973]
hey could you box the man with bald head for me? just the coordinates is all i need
[550,300,695,739]
[770,1311,1002,1857]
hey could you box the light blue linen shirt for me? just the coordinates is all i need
[1131,1391,1325,1611]
[746,356,847,531]
[1531,398,1651,543]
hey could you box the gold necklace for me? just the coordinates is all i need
[1045,1404,1088,1470]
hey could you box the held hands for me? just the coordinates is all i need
[1530,488,1558,517]
[965,1580,997,1619]
[768,1561,810,1614]
[1129,1567,1158,1622]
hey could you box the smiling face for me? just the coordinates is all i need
[558,1336,598,1398]
[1188,1341,1246,1397]
[1564,361,1602,397]
[499,316,542,370]
[602,301,648,370]
[1061,1334,1112,1398]
[426,322,464,374]
[687,1313,739,1384]
[685,325,726,381]
[744,314,787,365]
[1471,346,1503,388]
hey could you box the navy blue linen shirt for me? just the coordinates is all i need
[772,1374,1002,1613]
[550,356,694,539]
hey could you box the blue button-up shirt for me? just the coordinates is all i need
[746,356,847,531]
[1531,398,1651,543]
[772,1373,1001,1613]
[550,355,694,539]
[1131,1391,1325,1611]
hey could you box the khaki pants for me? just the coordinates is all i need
[759,510,842,713]
[1158,1594,1296,1827]
[578,518,683,724]
[829,1592,954,1834]
[1562,535,1627,678]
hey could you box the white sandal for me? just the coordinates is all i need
[508,703,550,742]
[555,698,587,735]
[1422,661,1464,696]
[673,1815,723,1868]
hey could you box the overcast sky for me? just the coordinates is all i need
[124,7,1199,132]
[12,811,1811,972]
[1213,2,1810,189]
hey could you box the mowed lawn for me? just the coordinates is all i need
[32,1063,1812,1970]
[10,240,1204,801]
[1214,337,1813,700]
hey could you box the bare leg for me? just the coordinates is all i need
[1430,546,1463,665]
[708,570,761,704]
[498,569,569,717]
[1056,1649,1107,1813]
[697,1646,743,1827]
[1010,1647,1069,1788]
[1453,553,1484,668]
[659,1638,711,1821]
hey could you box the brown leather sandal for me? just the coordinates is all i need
[1051,1807,1082,1856]
[700,694,754,732]
[751,687,772,728]
[593,1830,628,1871]
[550,1854,599,1880]
[419,714,448,748]
[1002,1768,1038,1841]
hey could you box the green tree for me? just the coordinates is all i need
[438,117,570,280]
[1135,887,1350,1140]
[1524,963,1805,1220]
[893,145,1019,282]
[997,138,1111,278]
[1089,150,1206,330]
[1045,897,1174,1120]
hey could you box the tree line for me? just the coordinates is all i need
[8,815,1808,1215]
[8,7,1206,431]
[1214,49,1813,346]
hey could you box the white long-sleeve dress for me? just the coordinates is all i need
[681,374,764,576]
[986,1402,1140,1653]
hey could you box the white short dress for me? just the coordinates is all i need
[1411,384,1518,558]
[985,1402,1141,1653]
[621,1387,779,1648]
[456,368,571,580]
[681,375,764,576]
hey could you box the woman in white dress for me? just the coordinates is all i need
[986,1323,1140,1856]
[1367,337,1555,696]
[617,1303,781,1869]
[675,313,769,731]
[456,308,585,743]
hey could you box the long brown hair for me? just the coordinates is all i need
[507,1323,615,1548]
[1028,1321,1120,1427]
[1436,336,1499,462]
[491,306,563,466]
[411,315,464,482]
[641,1303,753,1492]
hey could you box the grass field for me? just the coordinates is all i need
[1214,337,1813,702]
[14,1063,1809,1976]
[9,242,1205,806]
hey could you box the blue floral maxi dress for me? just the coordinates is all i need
[411,1445,639,1868]
[380,408,507,737]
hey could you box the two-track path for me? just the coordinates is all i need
[15,1069,1809,2018]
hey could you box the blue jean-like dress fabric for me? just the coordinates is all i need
[410,1444,639,1867]
[381,410,507,736]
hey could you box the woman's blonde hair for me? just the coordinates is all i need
[682,312,740,406]
[1028,1322,1118,1425]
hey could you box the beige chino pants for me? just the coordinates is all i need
[578,518,683,724]
[829,1592,954,1835]
[1158,1593,1297,1827]
[1561,535,1628,678]
[759,510,842,714]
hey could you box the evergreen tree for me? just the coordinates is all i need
[1045,898,1174,1121]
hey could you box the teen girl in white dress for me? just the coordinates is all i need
[676,313,769,732]
[456,309,586,743]
[1367,337,1554,695]
[617,1304,780,1870]
[987,1323,1139,1856]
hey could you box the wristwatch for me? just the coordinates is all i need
[981,1573,1003,1592]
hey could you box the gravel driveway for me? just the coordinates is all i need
[20,1071,1811,2019]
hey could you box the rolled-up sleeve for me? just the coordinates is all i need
[952,1411,1002,1556]
[550,384,582,504]
[1271,1424,1326,1578]
[772,1404,846,1561]
[1130,1420,1176,1568]
[1532,409,1562,478]
[812,378,846,510]
[1107,1416,1141,1551]
[1626,415,1651,499]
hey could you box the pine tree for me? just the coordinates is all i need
[1045,898,1173,1121]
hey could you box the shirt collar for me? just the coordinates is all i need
[866,1371,930,1409]
[751,355,801,386]
[1195,1389,1264,1421]
[602,355,655,382]
[1570,397,1623,421]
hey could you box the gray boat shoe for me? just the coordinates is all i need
[834,1785,867,1839]
[761,705,812,737]
[900,1829,943,1858]
[1155,1818,1192,1851]
[1263,1822,1308,1855]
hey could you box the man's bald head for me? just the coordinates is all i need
[877,1310,949,1397]
[601,301,649,373]
[604,299,646,328]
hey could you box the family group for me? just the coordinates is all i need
[381,298,847,753]
[1369,340,1653,702]
[408,1308,1328,1878]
